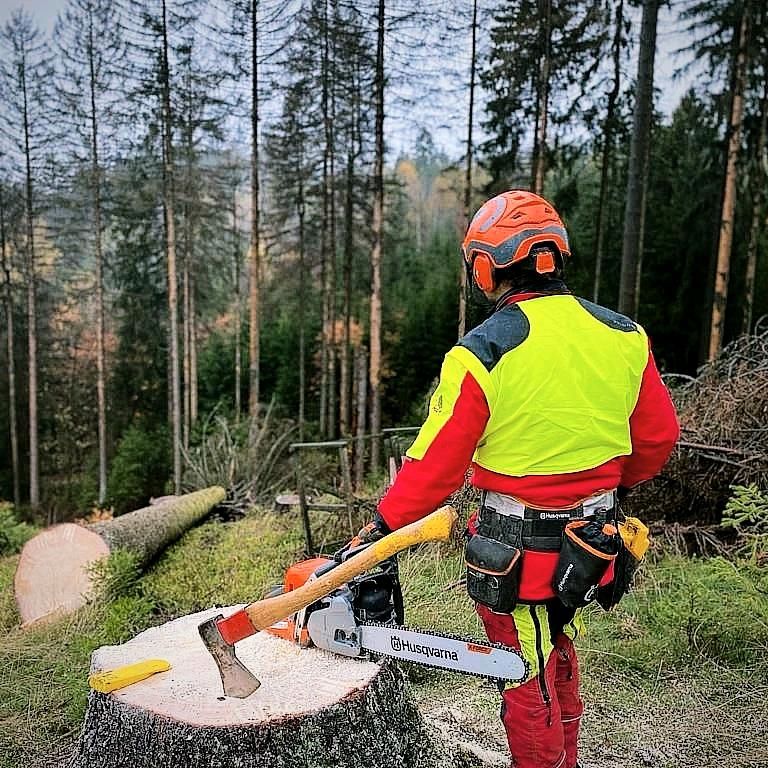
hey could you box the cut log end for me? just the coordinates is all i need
[73,607,482,768]
[14,524,109,626]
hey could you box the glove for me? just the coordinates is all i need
[334,513,391,561]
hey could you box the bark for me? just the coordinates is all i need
[708,7,750,360]
[0,185,20,509]
[459,0,478,339]
[190,278,198,425]
[249,0,261,419]
[297,135,307,442]
[86,8,108,506]
[328,2,338,441]
[319,0,331,438]
[742,63,766,334]
[354,344,367,490]
[20,48,39,509]
[339,141,354,435]
[14,487,225,626]
[618,0,659,319]
[592,0,624,304]
[160,0,182,493]
[531,0,552,195]
[233,187,242,421]
[369,0,385,474]
[72,608,477,768]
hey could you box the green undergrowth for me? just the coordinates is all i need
[1,507,767,768]
[0,508,304,768]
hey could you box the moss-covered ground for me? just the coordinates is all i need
[1,509,767,768]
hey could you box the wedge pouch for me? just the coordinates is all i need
[465,534,521,613]
[553,520,619,608]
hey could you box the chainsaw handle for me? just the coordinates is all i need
[242,505,457,632]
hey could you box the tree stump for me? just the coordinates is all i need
[72,607,479,768]
[15,487,225,625]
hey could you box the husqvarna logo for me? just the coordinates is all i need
[390,635,459,662]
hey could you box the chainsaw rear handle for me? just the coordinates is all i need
[221,505,456,643]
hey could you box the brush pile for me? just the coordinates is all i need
[629,324,768,523]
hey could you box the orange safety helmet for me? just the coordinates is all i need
[462,190,571,293]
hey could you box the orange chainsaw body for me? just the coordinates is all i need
[265,556,332,647]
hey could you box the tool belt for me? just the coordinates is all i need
[465,490,619,612]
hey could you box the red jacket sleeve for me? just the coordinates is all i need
[377,370,490,530]
[621,348,680,488]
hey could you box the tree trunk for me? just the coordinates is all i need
[531,0,552,195]
[87,9,108,506]
[0,185,20,509]
[160,0,182,493]
[233,186,242,421]
[708,7,750,359]
[618,0,659,319]
[297,137,307,442]
[742,59,766,334]
[20,53,40,510]
[592,0,624,304]
[319,0,331,439]
[459,0,478,339]
[340,142,354,435]
[72,607,476,768]
[369,0,385,474]
[183,245,192,451]
[354,344,367,490]
[190,277,198,425]
[249,0,261,419]
[328,4,338,441]
[14,487,225,626]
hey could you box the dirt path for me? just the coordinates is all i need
[416,663,768,768]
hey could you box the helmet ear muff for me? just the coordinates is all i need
[472,252,496,293]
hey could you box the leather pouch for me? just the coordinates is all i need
[465,534,521,613]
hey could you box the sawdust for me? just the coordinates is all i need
[90,605,381,727]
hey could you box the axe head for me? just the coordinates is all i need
[198,614,261,698]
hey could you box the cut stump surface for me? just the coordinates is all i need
[73,607,484,768]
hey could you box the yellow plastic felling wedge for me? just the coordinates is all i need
[88,659,171,693]
[619,516,650,561]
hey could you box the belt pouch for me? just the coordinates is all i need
[597,517,649,609]
[553,520,619,608]
[465,534,521,613]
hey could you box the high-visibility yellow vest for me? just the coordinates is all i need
[407,294,649,476]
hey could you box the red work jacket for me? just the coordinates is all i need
[378,289,680,602]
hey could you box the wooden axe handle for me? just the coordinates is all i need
[243,505,457,631]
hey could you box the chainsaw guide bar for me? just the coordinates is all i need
[359,621,530,683]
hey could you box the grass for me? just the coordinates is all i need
[1,508,768,768]
[0,508,304,768]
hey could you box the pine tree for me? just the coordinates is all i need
[618,0,660,319]
[481,0,609,191]
[0,11,54,509]
[54,0,125,506]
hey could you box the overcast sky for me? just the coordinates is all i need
[1,0,701,159]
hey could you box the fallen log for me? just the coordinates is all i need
[73,606,480,768]
[14,486,225,626]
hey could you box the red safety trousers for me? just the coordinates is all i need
[477,603,583,768]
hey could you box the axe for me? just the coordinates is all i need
[198,505,457,698]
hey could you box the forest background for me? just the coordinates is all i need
[1,0,767,523]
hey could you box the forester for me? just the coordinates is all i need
[352,190,679,768]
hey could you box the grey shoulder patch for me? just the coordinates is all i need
[576,298,638,333]
[458,305,531,371]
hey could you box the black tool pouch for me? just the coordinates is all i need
[596,543,639,610]
[553,520,619,608]
[465,534,521,613]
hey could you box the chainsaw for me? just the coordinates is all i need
[199,507,528,698]
[262,549,529,682]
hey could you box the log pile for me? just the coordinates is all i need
[73,607,485,768]
[14,486,225,625]
[629,327,768,522]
